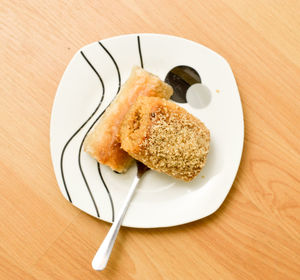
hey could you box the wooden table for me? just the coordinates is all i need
[1,1,299,279]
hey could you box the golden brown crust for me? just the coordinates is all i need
[83,66,173,173]
[120,96,210,181]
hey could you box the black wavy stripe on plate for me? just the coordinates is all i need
[95,41,122,222]
[59,51,105,204]
[77,50,104,217]
[137,35,144,69]
[78,42,122,220]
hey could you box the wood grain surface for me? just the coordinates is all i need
[1,1,300,279]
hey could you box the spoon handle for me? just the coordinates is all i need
[92,175,140,271]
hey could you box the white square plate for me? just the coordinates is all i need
[50,33,244,228]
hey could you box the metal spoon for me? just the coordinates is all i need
[92,161,149,271]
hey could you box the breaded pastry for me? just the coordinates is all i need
[120,96,210,181]
[84,66,173,173]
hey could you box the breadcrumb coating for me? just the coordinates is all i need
[120,96,210,181]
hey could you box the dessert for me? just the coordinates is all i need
[120,96,210,182]
[83,66,173,173]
